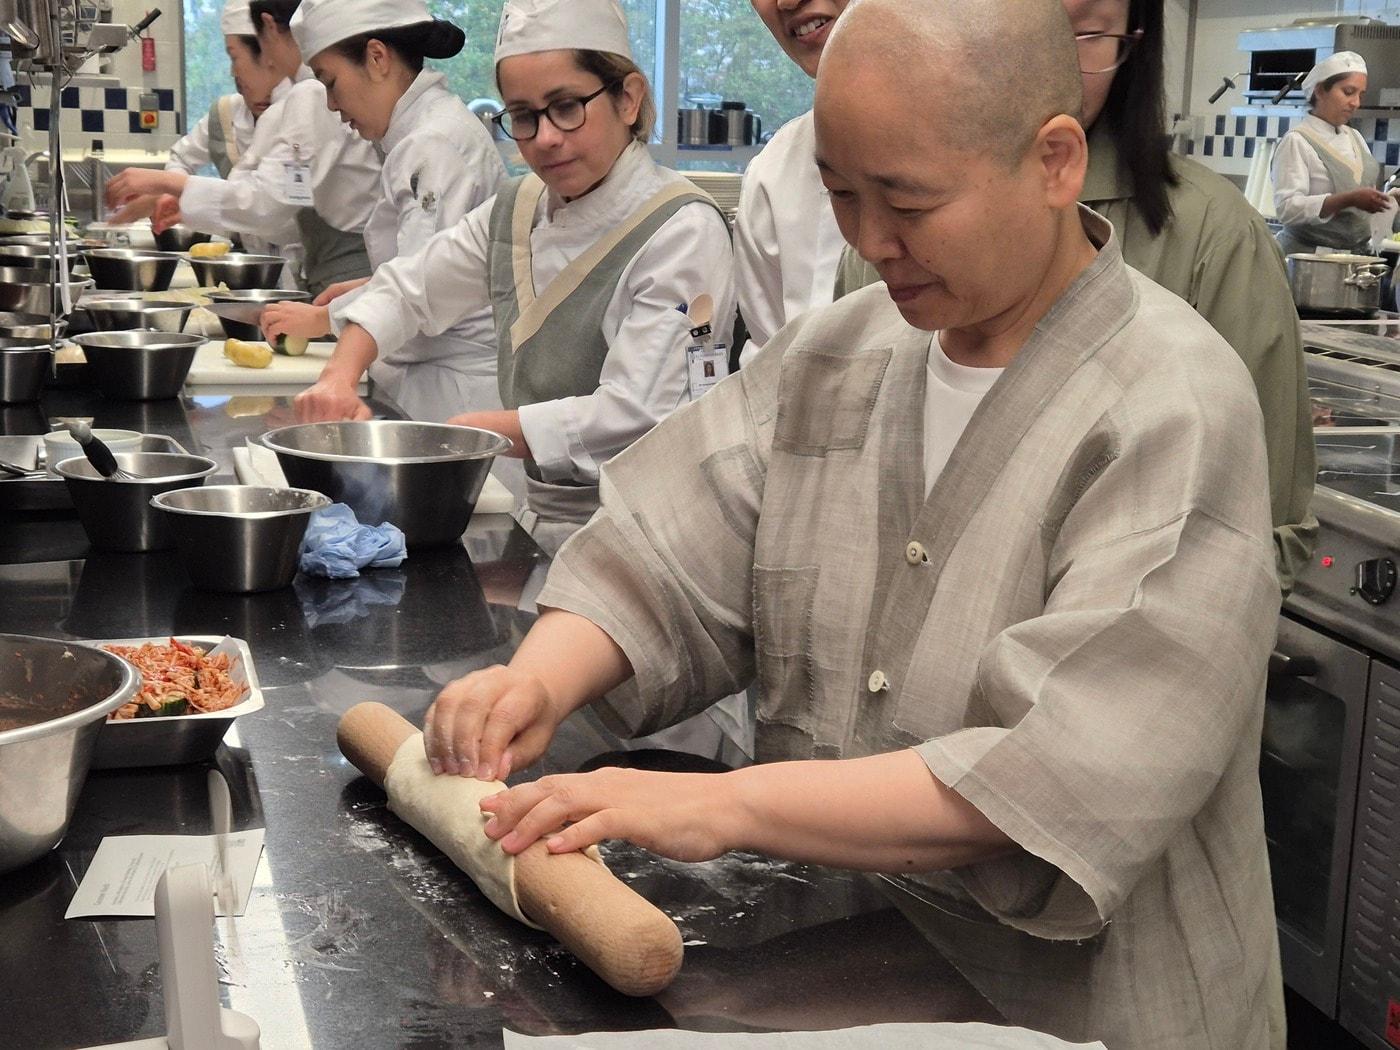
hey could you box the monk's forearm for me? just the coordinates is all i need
[722,750,1016,873]
[512,608,633,720]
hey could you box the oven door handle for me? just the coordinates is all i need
[1269,650,1318,678]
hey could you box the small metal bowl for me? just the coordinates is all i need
[151,485,331,592]
[0,342,54,403]
[187,253,286,291]
[261,421,512,548]
[0,312,55,340]
[55,451,220,552]
[80,297,194,334]
[208,288,311,340]
[153,225,213,253]
[0,268,92,314]
[0,244,84,273]
[0,634,139,874]
[81,248,180,292]
[70,330,205,400]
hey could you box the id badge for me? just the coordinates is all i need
[283,160,313,206]
[686,342,729,401]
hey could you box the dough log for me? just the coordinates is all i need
[336,701,684,997]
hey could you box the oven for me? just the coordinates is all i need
[1277,322,1400,1049]
[1238,19,1400,105]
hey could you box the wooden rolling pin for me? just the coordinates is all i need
[337,702,683,997]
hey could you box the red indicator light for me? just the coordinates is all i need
[1321,556,1334,568]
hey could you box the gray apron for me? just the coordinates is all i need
[1276,124,1380,256]
[294,208,371,299]
[486,172,722,547]
[207,96,240,179]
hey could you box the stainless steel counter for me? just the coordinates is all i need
[0,388,997,1048]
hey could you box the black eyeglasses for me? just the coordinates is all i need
[1074,30,1144,75]
[492,82,618,142]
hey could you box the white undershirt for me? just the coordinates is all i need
[924,334,1003,495]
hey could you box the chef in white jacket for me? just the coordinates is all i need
[295,0,736,554]
[733,0,851,365]
[106,0,380,296]
[165,93,255,179]
[258,0,507,424]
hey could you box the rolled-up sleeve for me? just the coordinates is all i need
[518,202,737,483]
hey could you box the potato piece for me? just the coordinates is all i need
[224,338,273,369]
[190,241,231,259]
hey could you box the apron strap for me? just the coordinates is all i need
[215,95,242,169]
[509,180,702,352]
[510,174,546,319]
[1296,123,1365,185]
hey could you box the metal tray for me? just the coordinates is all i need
[0,433,189,512]
[84,634,265,769]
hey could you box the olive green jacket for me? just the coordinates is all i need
[834,125,1317,594]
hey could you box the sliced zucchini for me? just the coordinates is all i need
[273,334,309,356]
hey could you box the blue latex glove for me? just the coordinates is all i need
[298,503,407,579]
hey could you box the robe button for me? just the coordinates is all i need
[867,670,889,693]
[905,541,928,565]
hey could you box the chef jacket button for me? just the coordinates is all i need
[905,541,928,565]
[867,670,889,693]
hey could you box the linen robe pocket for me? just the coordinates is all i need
[752,564,819,732]
[773,347,892,456]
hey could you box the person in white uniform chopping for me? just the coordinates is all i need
[733,0,851,366]
[256,0,507,424]
[1273,51,1399,257]
[294,0,736,557]
[105,0,380,296]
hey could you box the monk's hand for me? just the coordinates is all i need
[312,278,369,307]
[261,301,329,341]
[292,377,371,422]
[423,665,564,781]
[478,768,737,862]
[150,195,184,233]
[104,168,185,211]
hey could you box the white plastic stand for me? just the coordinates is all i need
[82,863,260,1050]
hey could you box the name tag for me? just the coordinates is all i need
[283,161,313,206]
[686,341,729,401]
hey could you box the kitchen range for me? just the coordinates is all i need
[1272,318,1400,1050]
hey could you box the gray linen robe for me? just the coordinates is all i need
[537,210,1286,1049]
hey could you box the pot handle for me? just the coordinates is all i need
[1346,269,1384,289]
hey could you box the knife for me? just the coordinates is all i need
[204,301,268,326]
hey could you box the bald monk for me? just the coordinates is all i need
[417,0,1285,1046]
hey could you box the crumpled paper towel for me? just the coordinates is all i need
[298,503,407,579]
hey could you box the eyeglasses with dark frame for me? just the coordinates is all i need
[492,81,619,142]
[1074,30,1144,75]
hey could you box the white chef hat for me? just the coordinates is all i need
[291,0,464,62]
[220,0,251,37]
[1302,51,1368,99]
[494,0,632,64]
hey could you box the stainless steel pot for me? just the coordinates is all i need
[0,634,139,874]
[1286,253,1390,313]
[678,108,710,146]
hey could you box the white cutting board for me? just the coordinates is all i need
[185,339,351,390]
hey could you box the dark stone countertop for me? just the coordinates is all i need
[0,388,997,1048]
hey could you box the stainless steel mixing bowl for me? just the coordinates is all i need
[0,342,54,403]
[81,248,180,292]
[151,484,331,592]
[153,225,213,253]
[0,244,83,273]
[0,269,92,314]
[56,452,219,552]
[0,634,139,874]
[187,253,286,290]
[0,312,55,339]
[260,420,512,547]
[207,288,311,340]
[70,330,205,399]
[80,297,194,334]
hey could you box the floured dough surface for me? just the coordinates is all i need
[384,733,537,926]
[384,734,606,927]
